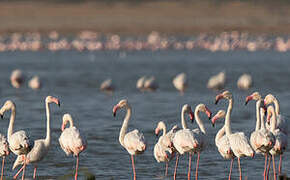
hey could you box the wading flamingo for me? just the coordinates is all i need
[211,110,235,180]
[237,74,252,90]
[245,92,275,180]
[113,99,146,180]
[266,105,287,180]
[207,71,225,90]
[0,100,31,180]
[172,104,194,180]
[172,73,187,94]
[100,78,114,94]
[154,121,178,176]
[10,69,24,88]
[215,91,254,180]
[0,135,9,180]
[59,114,87,180]
[28,75,41,90]
[12,96,60,179]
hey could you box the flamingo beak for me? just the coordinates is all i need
[205,107,212,120]
[189,111,194,123]
[215,94,223,105]
[61,123,65,131]
[245,95,253,105]
[155,128,159,137]
[211,115,218,127]
[52,97,60,107]
[113,105,119,117]
[0,114,3,119]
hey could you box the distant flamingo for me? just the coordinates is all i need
[191,103,212,180]
[136,76,146,91]
[237,74,252,90]
[172,104,194,180]
[211,110,235,180]
[207,71,225,90]
[28,75,41,90]
[245,92,275,180]
[0,135,9,180]
[0,100,31,180]
[113,99,146,180]
[215,91,254,180]
[144,76,159,91]
[10,69,24,88]
[12,96,60,179]
[172,73,187,94]
[154,121,178,176]
[59,113,87,180]
[100,78,114,94]
[266,105,287,180]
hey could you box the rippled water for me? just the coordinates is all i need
[0,50,289,180]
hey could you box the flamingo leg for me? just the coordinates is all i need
[266,155,271,180]
[237,157,242,180]
[174,154,179,180]
[278,154,282,175]
[75,155,79,180]
[165,162,168,177]
[195,152,200,180]
[1,156,5,180]
[228,158,234,180]
[188,152,192,180]
[21,156,27,180]
[264,154,267,180]
[131,155,136,180]
[272,155,276,180]
[13,165,24,179]
[33,165,37,179]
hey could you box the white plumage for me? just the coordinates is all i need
[172,73,187,93]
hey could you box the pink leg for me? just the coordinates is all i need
[188,152,192,180]
[272,155,276,180]
[21,157,27,180]
[75,155,79,180]
[1,157,5,180]
[264,154,267,180]
[278,154,282,175]
[266,155,271,180]
[13,165,24,179]
[131,155,136,180]
[237,157,242,180]
[174,154,179,180]
[228,158,234,180]
[33,165,37,179]
[195,152,200,180]
[165,162,168,177]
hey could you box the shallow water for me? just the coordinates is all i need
[0,50,289,180]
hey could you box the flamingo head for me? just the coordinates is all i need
[45,96,60,106]
[215,91,232,104]
[197,104,212,120]
[264,94,276,106]
[182,104,194,123]
[0,100,16,119]
[155,121,165,136]
[211,110,226,127]
[61,113,73,131]
[245,92,261,105]
[113,99,129,117]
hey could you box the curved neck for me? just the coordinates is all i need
[44,101,51,146]
[67,118,74,128]
[159,122,167,136]
[225,98,233,135]
[260,108,265,130]
[181,108,188,129]
[215,126,225,144]
[272,98,280,115]
[119,105,131,147]
[270,108,277,132]
[7,105,16,142]
[255,100,262,131]
[194,107,206,134]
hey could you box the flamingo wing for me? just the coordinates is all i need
[229,132,254,158]
[124,129,146,155]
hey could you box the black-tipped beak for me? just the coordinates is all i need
[245,101,248,105]
[215,100,218,105]
[0,114,3,119]
[212,122,215,127]
[155,133,158,137]
[58,101,61,107]
[113,112,116,117]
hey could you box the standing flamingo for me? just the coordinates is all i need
[113,99,146,180]
[0,100,31,180]
[172,73,187,94]
[245,92,275,180]
[264,94,288,176]
[10,69,24,88]
[215,91,254,180]
[0,135,9,180]
[266,105,287,180]
[207,71,225,90]
[12,96,60,179]
[59,113,87,180]
[172,104,195,180]
[211,110,235,180]
[154,121,178,176]
[191,103,212,180]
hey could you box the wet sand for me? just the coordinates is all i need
[0,1,290,35]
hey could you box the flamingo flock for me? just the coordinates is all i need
[0,90,287,179]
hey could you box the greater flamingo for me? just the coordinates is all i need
[10,69,24,88]
[136,76,146,91]
[215,91,254,180]
[191,103,212,180]
[207,71,225,90]
[172,73,187,94]
[113,99,146,180]
[211,110,235,180]
[0,135,9,180]
[154,121,178,176]
[144,76,159,91]
[12,96,60,179]
[100,78,114,94]
[59,113,87,180]
[0,100,31,180]
[245,92,275,180]
[172,104,194,180]
[28,75,41,90]
[237,74,252,90]
[266,105,287,180]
